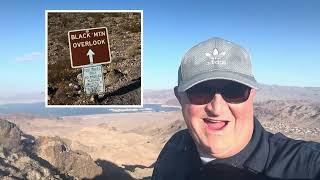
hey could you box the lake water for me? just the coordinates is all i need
[0,102,180,117]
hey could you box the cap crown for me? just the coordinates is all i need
[178,37,257,91]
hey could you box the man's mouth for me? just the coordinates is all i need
[203,118,229,132]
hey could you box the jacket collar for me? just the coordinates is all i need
[243,117,270,174]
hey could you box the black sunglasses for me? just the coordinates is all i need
[185,82,251,105]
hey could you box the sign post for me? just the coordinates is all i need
[68,27,112,94]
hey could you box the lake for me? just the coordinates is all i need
[0,102,180,117]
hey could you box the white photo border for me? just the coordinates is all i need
[45,10,143,108]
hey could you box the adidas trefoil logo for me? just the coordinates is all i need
[205,48,226,60]
[205,48,226,65]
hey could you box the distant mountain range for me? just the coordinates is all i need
[0,92,44,105]
[0,83,319,117]
[145,83,320,106]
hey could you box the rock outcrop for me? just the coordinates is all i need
[35,136,102,179]
[0,119,104,179]
[0,119,65,180]
[0,119,22,153]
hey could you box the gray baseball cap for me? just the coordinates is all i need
[177,37,258,92]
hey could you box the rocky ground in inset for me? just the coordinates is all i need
[1,99,319,179]
[47,12,141,105]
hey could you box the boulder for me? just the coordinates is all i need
[0,119,22,153]
[35,136,102,179]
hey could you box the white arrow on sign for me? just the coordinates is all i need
[87,49,95,64]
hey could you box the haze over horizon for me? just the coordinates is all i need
[1,82,320,105]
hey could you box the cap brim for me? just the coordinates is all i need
[177,70,259,92]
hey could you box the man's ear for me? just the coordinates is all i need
[250,88,256,99]
[174,86,182,105]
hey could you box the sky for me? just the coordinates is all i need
[1,0,320,96]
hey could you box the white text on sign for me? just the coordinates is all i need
[71,31,106,48]
[71,31,106,40]
[73,40,106,48]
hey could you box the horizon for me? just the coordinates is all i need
[1,0,320,97]
[1,82,320,105]
[1,81,320,98]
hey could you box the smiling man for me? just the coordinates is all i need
[151,38,320,180]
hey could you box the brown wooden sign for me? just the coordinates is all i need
[68,27,111,68]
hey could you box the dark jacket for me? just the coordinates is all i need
[152,118,320,180]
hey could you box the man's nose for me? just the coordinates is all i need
[205,93,227,116]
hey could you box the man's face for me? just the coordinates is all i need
[175,80,256,158]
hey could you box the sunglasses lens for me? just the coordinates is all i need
[222,83,250,103]
[186,82,251,105]
[186,86,213,105]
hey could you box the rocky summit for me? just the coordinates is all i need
[0,119,106,180]
[0,119,22,153]
[35,136,102,179]
[0,119,65,179]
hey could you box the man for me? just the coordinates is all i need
[151,38,320,180]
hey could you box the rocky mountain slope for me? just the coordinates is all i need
[0,119,138,180]
[254,100,320,141]
[1,100,319,179]
[47,12,141,105]
[0,119,67,179]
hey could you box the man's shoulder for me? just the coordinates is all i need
[269,132,320,153]
[156,129,192,160]
[152,129,200,180]
[266,132,320,178]
[166,129,190,149]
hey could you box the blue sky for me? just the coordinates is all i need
[1,0,320,96]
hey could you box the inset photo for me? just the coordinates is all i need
[46,10,142,107]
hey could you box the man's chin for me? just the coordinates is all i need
[199,143,232,158]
